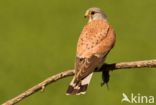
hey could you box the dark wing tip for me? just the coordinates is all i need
[66,84,88,95]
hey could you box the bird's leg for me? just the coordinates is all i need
[101,69,110,89]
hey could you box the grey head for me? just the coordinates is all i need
[84,7,107,22]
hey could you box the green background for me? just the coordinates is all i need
[0,0,156,105]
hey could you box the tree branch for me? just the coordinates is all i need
[2,59,156,105]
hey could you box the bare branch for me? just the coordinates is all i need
[2,59,156,105]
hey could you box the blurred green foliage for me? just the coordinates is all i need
[0,0,156,105]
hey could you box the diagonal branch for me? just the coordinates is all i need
[2,59,156,105]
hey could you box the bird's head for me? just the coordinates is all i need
[84,7,107,22]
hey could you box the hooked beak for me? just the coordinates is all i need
[84,10,90,18]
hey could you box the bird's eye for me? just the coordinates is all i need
[91,11,95,15]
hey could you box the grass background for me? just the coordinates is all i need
[0,0,156,105]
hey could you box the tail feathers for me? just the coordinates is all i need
[66,84,88,95]
[66,73,93,95]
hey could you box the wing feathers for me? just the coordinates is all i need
[75,55,103,82]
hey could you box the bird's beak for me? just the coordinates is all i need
[84,10,89,18]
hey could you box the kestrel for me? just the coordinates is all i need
[66,7,116,95]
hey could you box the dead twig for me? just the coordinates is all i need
[2,59,156,105]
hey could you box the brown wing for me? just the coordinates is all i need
[75,20,116,82]
[75,56,104,82]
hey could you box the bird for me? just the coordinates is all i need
[66,7,116,95]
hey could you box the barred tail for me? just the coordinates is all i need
[66,73,93,95]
